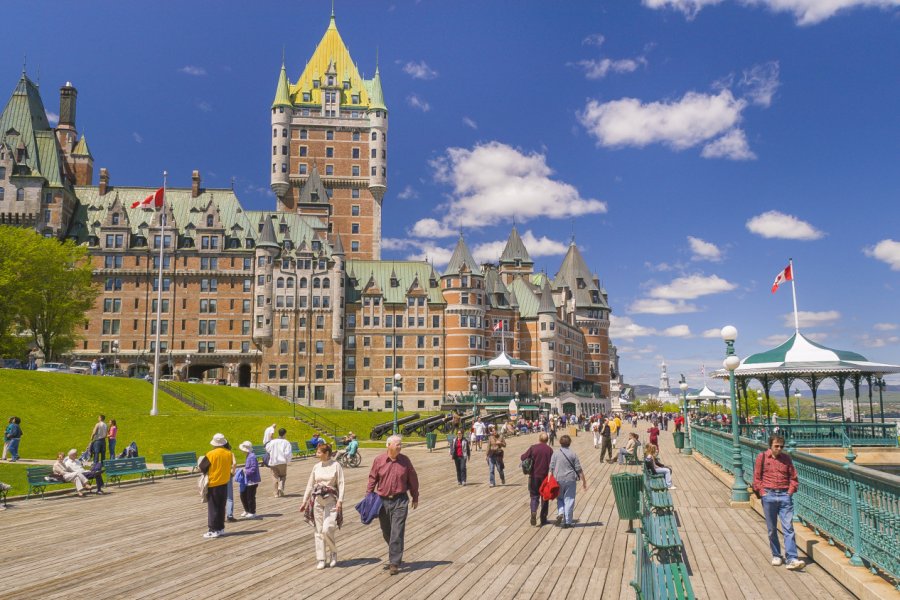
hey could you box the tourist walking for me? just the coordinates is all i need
[201,433,234,538]
[3,416,22,461]
[647,422,660,447]
[89,415,108,463]
[449,429,470,485]
[548,418,557,446]
[301,442,346,569]
[521,432,554,526]
[237,441,261,518]
[366,435,419,575]
[266,428,293,497]
[618,432,640,464]
[473,418,485,451]
[107,419,118,459]
[486,427,506,486]
[598,418,614,463]
[263,423,277,444]
[643,444,675,489]
[590,419,601,449]
[753,435,804,571]
[549,435,588,528]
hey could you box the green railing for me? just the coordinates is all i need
[292,404,342,442]
[692,425,900,589]
[737,422,899,447]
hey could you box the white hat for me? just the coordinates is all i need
[210,433,228,447]
[239,440,253,453]
[68,448,78,457]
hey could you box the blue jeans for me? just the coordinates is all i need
[557,479,577,524]
[226,475,234,518]
[7,438,20,460]
[762,491,798,561]
[488,456,505,485]
[91,439,106,464]
[655,466,673,487]
[108,439,117,459]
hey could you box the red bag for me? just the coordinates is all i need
[539,473,560,500]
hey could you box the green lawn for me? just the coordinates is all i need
[0,371,435,467]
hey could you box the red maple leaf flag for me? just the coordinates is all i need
[771,263,793,293]
[130,187,165,209]
[493,321,503,332]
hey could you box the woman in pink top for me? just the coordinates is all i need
[107,420,118,459]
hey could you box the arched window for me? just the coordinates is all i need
[276,277,285,289]
[371,132,377,141]
[16,188,25,201]
[299,277,308,289]
[0,188,4,201]
[300,129,308,140]
[322,277,331,289]
[313,277,321,289]
[206,214,214,227]
[282,128,287,138]
[286,277,295,288]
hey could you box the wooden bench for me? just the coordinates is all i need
[631,528,695,600]
[643,469,669,491]
[104,457,154,487]
[161,452,198,478]
[641,511,683,554]
[26,466,72,499]
[252,444,267,462]
[624,447,642,465]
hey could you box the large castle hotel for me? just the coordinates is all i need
[0,15,616,412]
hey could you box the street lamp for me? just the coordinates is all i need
[471,383,480,420]
[185,354,192,381]
[111,339,119,374]
[679,374,691,455]
[794,389,801,423]
[722,325,750,503]
[757,388,764,426]
[392,373,403,435]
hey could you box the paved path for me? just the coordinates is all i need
[0,423,855,599]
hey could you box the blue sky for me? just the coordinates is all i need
[4,1,900,388]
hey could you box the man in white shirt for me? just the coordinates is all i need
[265,428,293,497]
[473,418,485,451]
[263,423,277,445]
[591,419,601,449]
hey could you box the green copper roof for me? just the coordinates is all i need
[554,240,609,310]
[499,226,532,264]
[72,134,92,158]
[365,67,387,112]
[743,333,868,365]
[443,234,480,276]
[508,276,539,318]
[256,215,279,248]
[537,279,557,315]
[345,260,445,305]
[272,63,293,108]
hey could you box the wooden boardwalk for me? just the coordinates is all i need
[0,424,855,599]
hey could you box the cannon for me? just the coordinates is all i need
[401,414,446,436]
[369,413,420,440]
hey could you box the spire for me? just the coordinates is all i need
[538,279,557,315]
[368,64,386,112]
[72,133,92,158]
[499,225,532,265]
[257,216,279,249]
[272,62,292,108]
[443,234,480,276]
[331,232,345,256]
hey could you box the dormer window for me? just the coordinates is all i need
[111,213,120,225]
[310,192,319,202]
[351,94,359,104]
[577,278,586,289]
[327,76,334,86]
[0,167,5,179]
[206,214,214,227]
[303,92,311,102]
[343,81,350,90]
[313,80,320,89]
[279,224,287,234]
[390,276,399,288]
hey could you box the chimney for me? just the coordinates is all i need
[99,168,109,196]
[191,169,201,198]
[59,82,77,130]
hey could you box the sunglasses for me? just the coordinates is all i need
[772,444,784,448]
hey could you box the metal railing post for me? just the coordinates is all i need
[844,444,864,567]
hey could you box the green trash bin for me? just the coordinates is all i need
[610,472,642,532]
[673,431,685,449]
[425,432,437,452]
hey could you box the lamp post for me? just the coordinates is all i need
[185,354,191,381]
[679,374,691,455]
[757,388,764,426]
[722,325,750,503]
[471,383,479,419]
[111,340,119,375]
[794,389,801,423]
[392,373,403,435]
[873,376,886,424]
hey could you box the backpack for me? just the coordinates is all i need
[520,456,533,475]
[121,441,138,458]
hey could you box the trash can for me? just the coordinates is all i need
[610,472,642,532]
[425,432,437,452]
[673,431,685,449]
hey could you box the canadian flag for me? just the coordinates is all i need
[493,321,503,332]
[771,263,793,293]
[130,187,164,209]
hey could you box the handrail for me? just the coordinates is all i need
[691,425,900,587]
[292,404,342,442]
[158,381,208,411]
[735,422,899,448]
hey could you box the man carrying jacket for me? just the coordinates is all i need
[520,432,554,527]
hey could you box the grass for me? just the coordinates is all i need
[0,370,435,470]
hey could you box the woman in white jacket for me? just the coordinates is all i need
[301,443,345,570]
[52,451,89,496]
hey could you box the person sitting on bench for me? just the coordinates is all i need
[617,432,640,464]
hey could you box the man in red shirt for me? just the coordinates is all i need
[647,423,660,446]
[367,435,419,575]
[753,435,804,571]
[521,432,554,526]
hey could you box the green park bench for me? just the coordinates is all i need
[104,457,155,487]
[630,527,695,600]
[641,511,683,554]
[26,466,72,499]
[252,445,267,462]
[161,452,199,478]
[623,446,642,465]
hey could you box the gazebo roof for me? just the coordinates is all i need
[466,351,539,376]
[688,385,729,400]
[717,332,900,378]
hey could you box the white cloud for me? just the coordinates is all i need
[575,58,644,80]
[662,325,692,337]
[701,328,722,338]
[406,94,431,112]
[579,89,747,154]
[784,310,841,328]
[874,323,898,331]
[382,238,454,267]
[746,210,824,240]
[402,60,438,80]
[629,298,699,314]
[859,334,900,348]
[647,274,737,300]
[397,185,418,200]
[462,116,478,129]
[610,316,657,340]
[179,65,207,76]
[688,236,722,262]
[423,141,607,230]
[409,218,456,238]
[865,239,900,271]
[701,128,756,160]
[643,0,900,25]
[45,111,59,126]
[582,33,606,46]
[195,100,213,112]
[644,261,676,272]
[471,230,568,264]
[740,62,780,107]
[758,333,792,346]
[132,132,143,144]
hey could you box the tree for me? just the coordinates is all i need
[0,227,44,357]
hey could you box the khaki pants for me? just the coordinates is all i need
[270,463,287,496]
[314,496,339,561]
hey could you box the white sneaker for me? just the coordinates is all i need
[216,529,225,536]
[771,557,783,566]
[203,531,220,539]
[785,559,805,571]
[329,552,337,568]
[239,511,248,517]
[244,513,255,519]
[668,486,677,490]
[316,561,326,570]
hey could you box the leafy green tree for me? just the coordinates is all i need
[0,227,44,357]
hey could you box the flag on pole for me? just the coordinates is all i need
[493,321,503,332]
[771,263,793,293]
[130,187,164,209]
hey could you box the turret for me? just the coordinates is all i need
[252,217,280,346]
[366,66,387,203]
[330,234,345,343]
[537,279,557,386]
[71,134,93,185]
[271,64,292,209]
